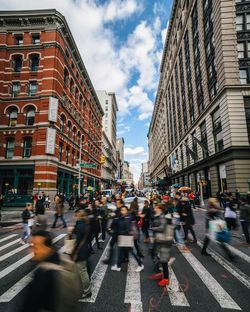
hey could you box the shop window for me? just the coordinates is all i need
[9,109,18,126]
[15,35,23,45]
[12,55,22,72]
[32,34,40,44]
[6,138,15,159]
[26,108,35,126]
[30,55,39,71]
[29,81,38,96]
[23,137,32,158]
[58,144,63,161]
[12,82,20,97]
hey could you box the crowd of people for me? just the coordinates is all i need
[18,187,250,311]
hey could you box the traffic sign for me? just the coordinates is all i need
[100,155,106,165]
[80,163,97,168]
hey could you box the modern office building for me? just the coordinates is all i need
[149,0,250,196]
[96,90,118,187]
[0,10,103,197]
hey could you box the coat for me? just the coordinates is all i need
[151,213,172,263]
[72,220,90,262]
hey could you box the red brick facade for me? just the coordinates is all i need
[0,10,103,196]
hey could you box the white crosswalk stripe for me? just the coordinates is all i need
[178,246,241,310]
[0,234,18,244]
[124,255,143,312]
[225,243,250,264]
[0,244,29,262]
[168,267,190,307]
[0,238,21,252]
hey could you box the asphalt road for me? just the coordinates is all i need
[0,208,250,312]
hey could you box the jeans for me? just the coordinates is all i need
[52,214,67,227]
[117,247,142,268]
[240,220,250,243]
[21,223,30,241]
[76,261,91,295]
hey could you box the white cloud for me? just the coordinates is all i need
[117,125,130,135]
[124,146,145,156]
[104,0,142,22]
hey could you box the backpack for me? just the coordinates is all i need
[38,254,83,312]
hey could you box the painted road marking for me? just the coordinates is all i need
[0,234,18,244]
[0,244,29,261]
[0,234,65,280]
[168,267,190,307]
[0,238,21,252]
[178,246,241,310]
[124,255,143,312]
[225,244,250,264]
[79,238,111,303]
[197,240,250,290]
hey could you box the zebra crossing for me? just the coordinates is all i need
[0,232,250,311]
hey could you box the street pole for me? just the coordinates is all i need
[199,174,205,207]
[78,135,82,197]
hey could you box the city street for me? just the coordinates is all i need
[0,209,250,312]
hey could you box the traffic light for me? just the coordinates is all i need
[100,155,106,165]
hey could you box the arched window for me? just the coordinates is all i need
[79,94,83,108]
[72,127,76,141]
[30,55,39,71]
[65,147,69,164]
[26,108,35,125]
[71,150,75,166]
[75,87,79,100]
[64,68,69,86]
[6,138,15,159]
[12,55,22,72]
[9,109,18,127]
[58,143,63,162]
[23,137,32,158]
[60,115,66,132]
[67,121,72,137]
[77,132,81,146]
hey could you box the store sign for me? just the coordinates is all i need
[48,97,58,122]
[46,128,56,154]
[219,164,226,179]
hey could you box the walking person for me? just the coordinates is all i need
[235,189,241,210]
[181,197,197,243]
[141,200,151,243]
[20,203,33,244]
[71,209,92,299]
[111,206,144,272]
[68,192,75,211]
[201,198,235,260]
[52,193,67,228]
[99,196,108,243]
[224,201,237,231]
[34,195,47,231]
[150,204,174,286]
[239,194,250,246]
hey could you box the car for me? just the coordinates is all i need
[107,197,149,212]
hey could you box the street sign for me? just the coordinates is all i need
[80,163,97,168]
[100,155,106,165]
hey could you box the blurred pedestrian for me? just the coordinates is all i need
[20,202,33,244]
[99,196,108,242]
[239,195,250,246]
[141,200,151,243]
[52,193,67,228]
[19,230,82,312]
[68,192,75,211]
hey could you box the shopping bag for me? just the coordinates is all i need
[209,219,229,241]
[64,236,76,255]
[216,230,230,243]
[117,235,134,247]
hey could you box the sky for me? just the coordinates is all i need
[1,0,173,182]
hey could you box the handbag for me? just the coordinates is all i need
[64,235,76,255]
[117,235,134,247]
[216,230,230,243]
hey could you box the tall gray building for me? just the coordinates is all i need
[149,0,250,196]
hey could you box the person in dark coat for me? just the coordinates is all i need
[72,209,91,298]
[239,194,250,245]
[141,200,151,243]
[180,197,197,243]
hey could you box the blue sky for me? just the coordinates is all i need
[2,0,173,180]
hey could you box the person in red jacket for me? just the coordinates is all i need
[189,191,196,209]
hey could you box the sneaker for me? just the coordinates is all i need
[99,239,105,243]
[135,265,144,273]
[158,278,170,287]
[111,265,121,272]
[149,273,163,280]
[20,239,25,245]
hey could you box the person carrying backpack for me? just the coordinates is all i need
[19,230,82,312]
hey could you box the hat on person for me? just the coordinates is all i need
[162,195,169,200]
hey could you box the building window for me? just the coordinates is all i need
[12,55,22,72]
[212,107,224,153]
[64,68,69,86]
[70,79,74,93]
[71,150,75,166]
[12,82,20,97]
[29,81,38,96]
[236,15,244,31]
[15,35,23,45]
[244,97,250,143]
[67,121,72,137]
[60,115,66,132]
[200,121,208,158]
[26,108,35,125]
[58,144,63,162]
[32,34,40,44]
[65,148,69,164]
[6,138,15,159]
[23,137,32,158]
[240,69,248,84]
[238,42,245,58]
[9,109,18,126]
[30,55,39,71]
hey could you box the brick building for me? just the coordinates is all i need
[0,10,103,197]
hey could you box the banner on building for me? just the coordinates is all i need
[219,164,226,179]
[46,128,56,154]
[48,97,58,122]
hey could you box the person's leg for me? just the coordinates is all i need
[95,232,102,249]
[21,224,28,241]
[183,224,189,241]
[76,261,91,296]
[101,219,107,241]
[161,262,169,279]
[201,235,210,255]
[134,239,143,257]
[130,248,142,266]
[220,243,234,260]
[59,214,67,227]
[241,220,250,244]
[103,235,116,263]
[52,214,58,228]
[189,225,197,241]
[117,247,124,268]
